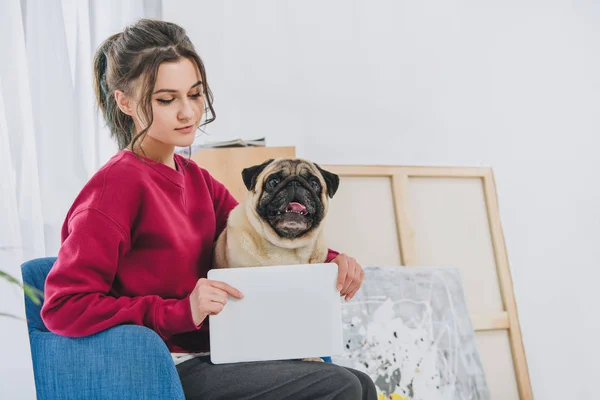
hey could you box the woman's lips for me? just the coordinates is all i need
[175,125,194,134]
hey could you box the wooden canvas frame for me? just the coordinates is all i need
[321,165,532,400]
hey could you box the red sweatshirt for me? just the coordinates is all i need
[41,150,339,353]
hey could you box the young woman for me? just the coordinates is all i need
[40,19,376,399]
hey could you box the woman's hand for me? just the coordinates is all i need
[331,254,364,301]
[189,278,244,326]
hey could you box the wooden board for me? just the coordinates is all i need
[191,146,296,202]
[321,165,532,400]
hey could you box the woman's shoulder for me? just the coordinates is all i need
[100,150,155,177]
[67,151,151,218]
[86,151,151,191]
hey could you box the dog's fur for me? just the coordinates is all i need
[212,158,340,363]
[213,158,339,270]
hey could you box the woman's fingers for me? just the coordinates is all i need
[345,266,364,301]
[202,299,225,316]
[335,256,348,292]
[207,279,244,299]
[190,278,244,322]
[333,254,365,297]
[342,258,359,296]
[205,287,228,305]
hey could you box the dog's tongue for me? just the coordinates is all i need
[285,202,307,213]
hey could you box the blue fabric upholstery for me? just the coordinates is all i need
[21,257,185,400]
[21,257,54,334]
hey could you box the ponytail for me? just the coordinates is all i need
[93,33,133,150]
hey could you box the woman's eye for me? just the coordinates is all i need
[310,179,321,190]
[156,93,201,105]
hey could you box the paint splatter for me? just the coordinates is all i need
[332,267,490,400]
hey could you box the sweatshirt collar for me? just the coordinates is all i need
[121,150,185,187]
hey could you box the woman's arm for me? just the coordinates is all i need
[41,208,199,340]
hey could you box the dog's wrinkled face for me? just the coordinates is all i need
[242,158,339,239]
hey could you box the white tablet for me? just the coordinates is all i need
[207,263,344,364]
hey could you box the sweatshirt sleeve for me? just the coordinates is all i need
[325,248,340,262]
[41,208,199,340]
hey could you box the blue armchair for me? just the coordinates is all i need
[21,257,185,400]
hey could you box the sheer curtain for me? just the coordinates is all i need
[0,0,161,396]
[1,0,161,265]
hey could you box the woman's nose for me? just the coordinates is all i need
[178,99,194,121]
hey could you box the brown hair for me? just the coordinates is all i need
[93,19,215,150]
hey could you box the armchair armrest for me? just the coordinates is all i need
[29,325,184,400]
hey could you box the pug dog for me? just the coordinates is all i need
[212,158,340,362]
[213,158,339,270]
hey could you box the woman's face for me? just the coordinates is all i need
[128,57,205,148]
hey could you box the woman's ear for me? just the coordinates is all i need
[115,90,134,116]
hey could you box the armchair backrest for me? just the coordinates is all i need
[21,257,56,333]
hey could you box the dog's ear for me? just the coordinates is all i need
[242,159,274,191]
[315,164,340,198]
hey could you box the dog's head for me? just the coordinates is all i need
[241,158,339,241]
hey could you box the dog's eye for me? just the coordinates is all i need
[310,179,321,191]
[267,177,280,189]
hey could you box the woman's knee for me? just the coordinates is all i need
[325,366,363,399]
[346,368,378,399]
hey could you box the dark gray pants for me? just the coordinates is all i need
[176,356,377,400]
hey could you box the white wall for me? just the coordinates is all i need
[165,1,600,398]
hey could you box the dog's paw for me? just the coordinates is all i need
[302,357,324,362]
